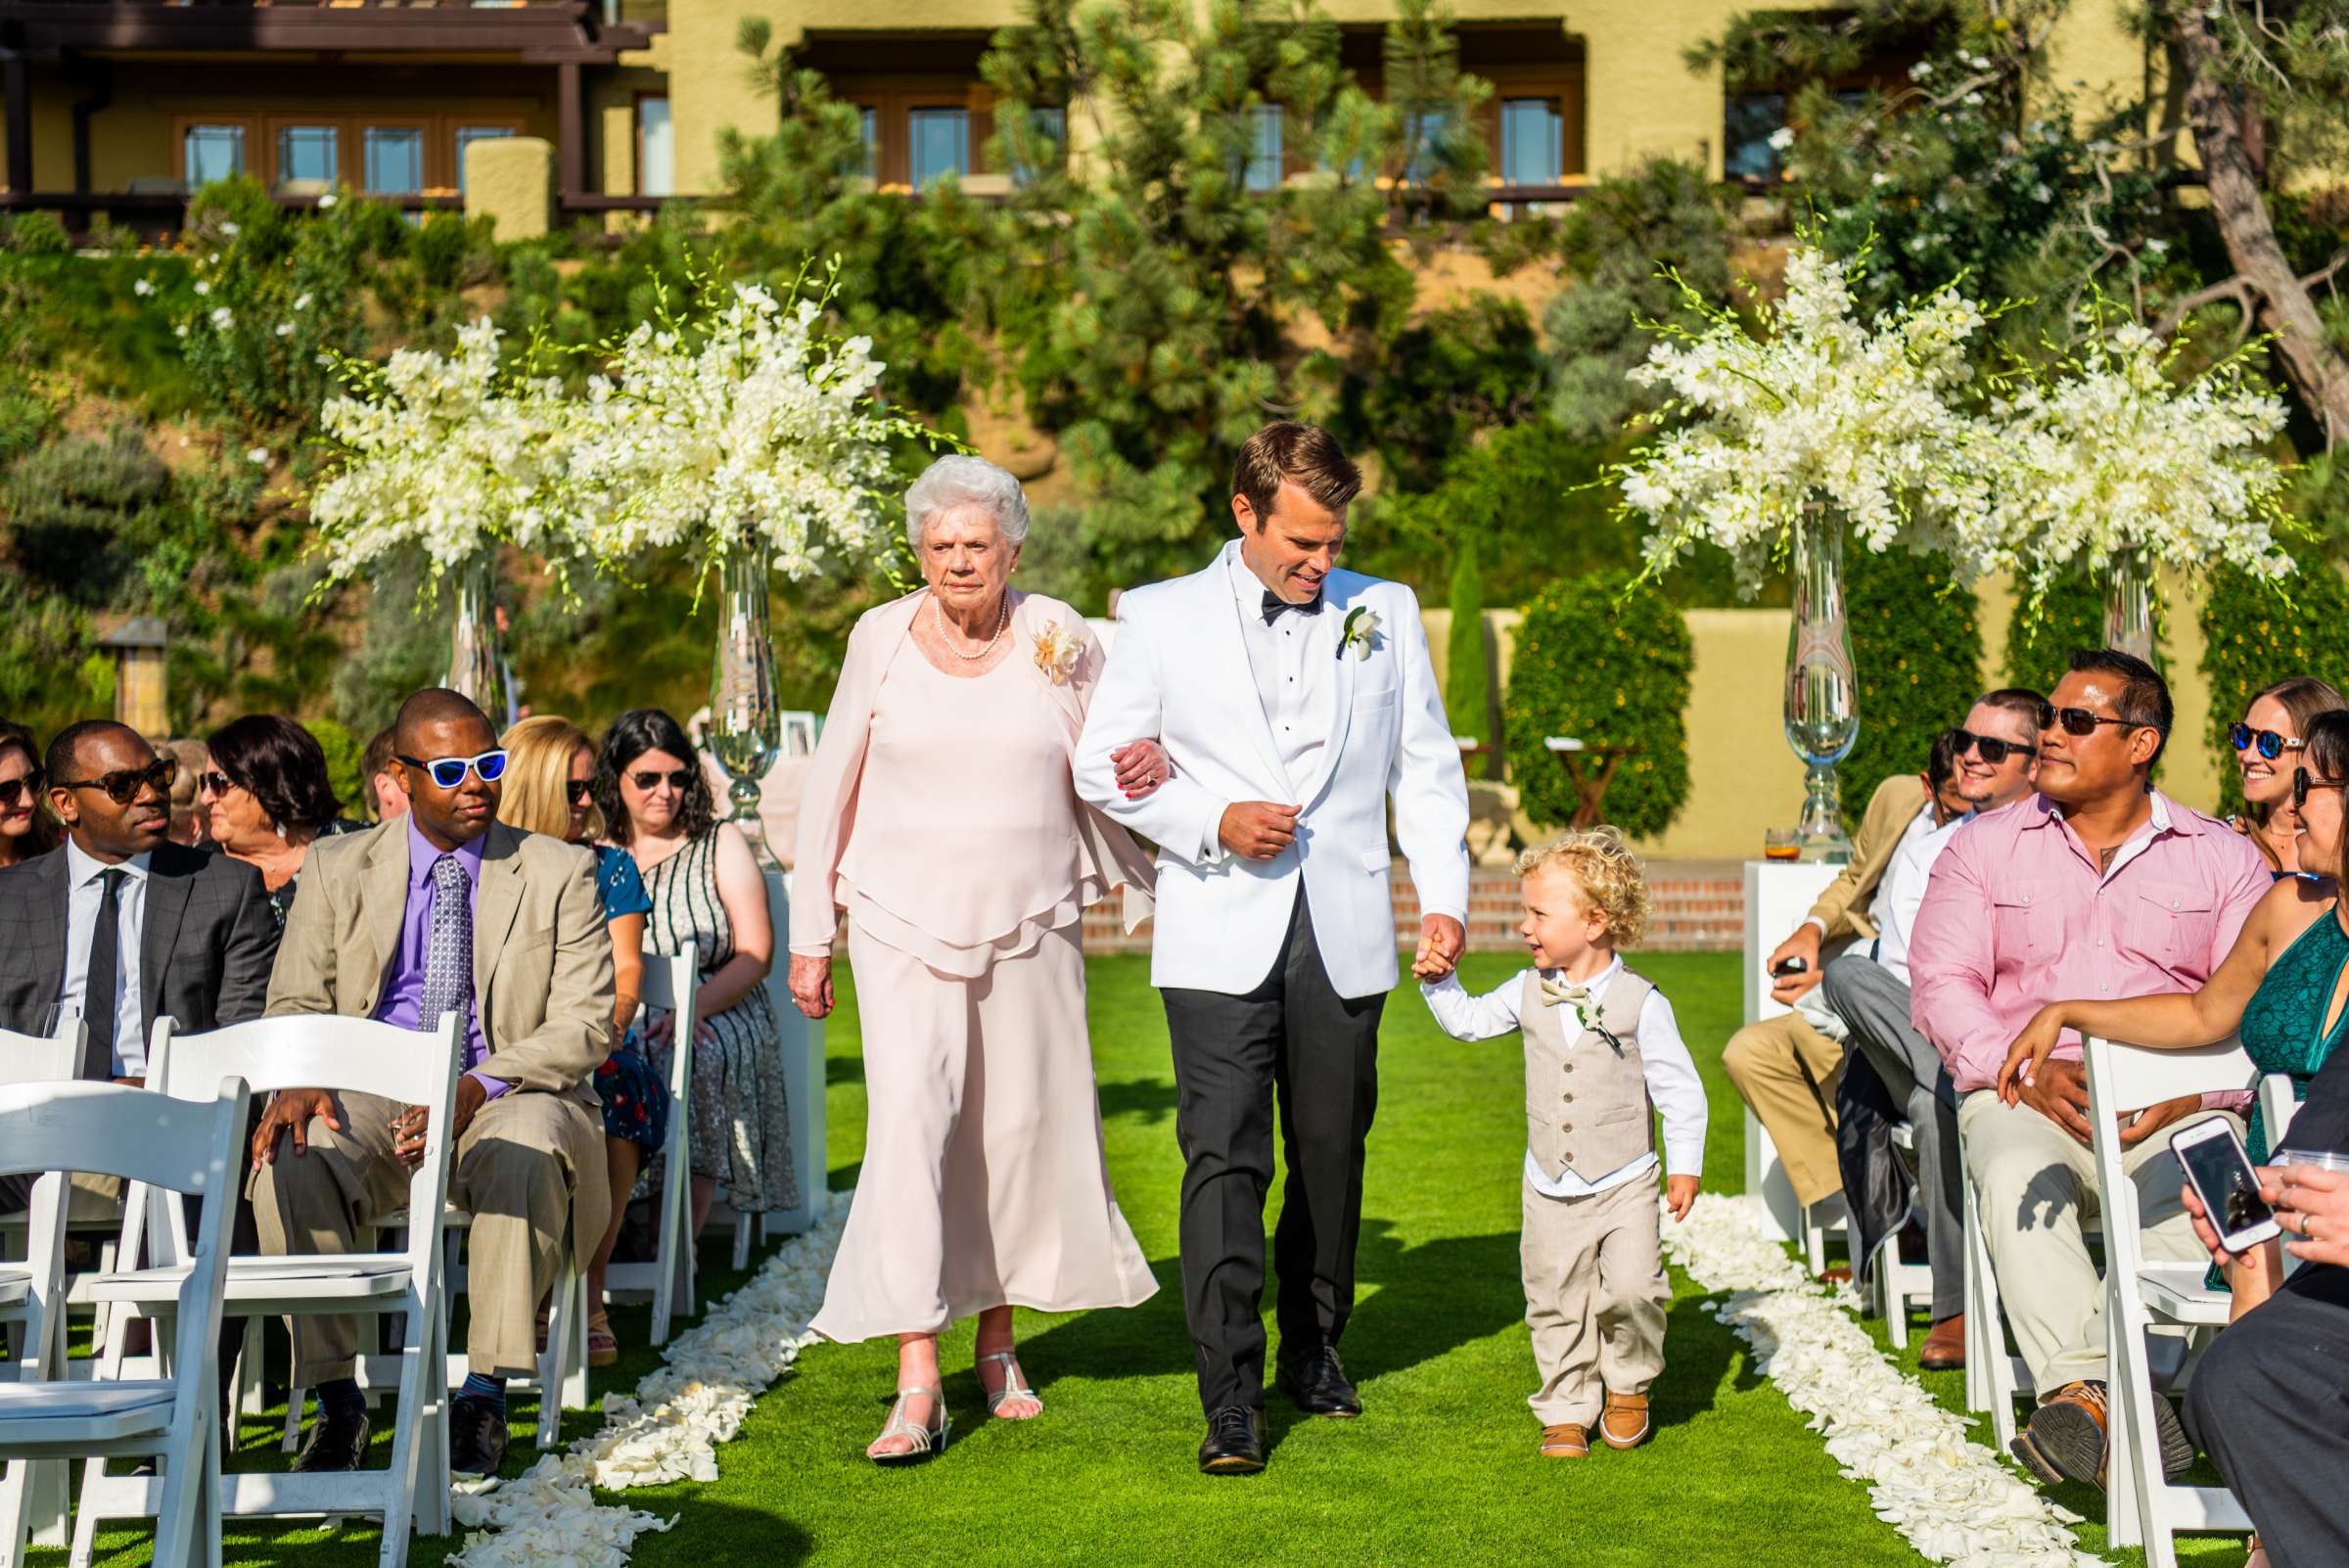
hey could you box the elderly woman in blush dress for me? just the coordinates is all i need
[791,454,1169,1463]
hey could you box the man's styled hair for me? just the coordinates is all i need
[44,719,138,788]
[1975,687,2046,741]
[1231,422,1361,526]
[2069,649,2174,767]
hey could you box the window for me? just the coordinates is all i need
[453,126,514,194]
[635,96,673,198]
[276,124,340,189]
[857,106,879,179]
[183,124,247,188]
[1498,97,1563,186]
[1244,104,1283,192]
[1724,92,1786,181]
[363,126,426,195]
[1402,107,1455,184]
[906,107,970,186]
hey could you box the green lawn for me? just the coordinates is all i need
[46,951,2254,1567]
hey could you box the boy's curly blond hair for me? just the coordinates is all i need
[1513,825,1650,950]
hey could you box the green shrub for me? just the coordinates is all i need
[4,212,72,256]
[1842,548,1983,825]
[1503,572,1692,838]
[2200,554,2349,817]
[2004,571,2117,695]
[1445,536,1492,770]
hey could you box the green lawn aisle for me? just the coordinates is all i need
[634,952,1922,1568]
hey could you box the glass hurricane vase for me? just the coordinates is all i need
[708,540,782,866]
[1783,506,1859,863]
[2103,549,2156,667]
[445,553,514,728]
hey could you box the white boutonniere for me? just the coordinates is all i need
[1032,620,1082,685]
[1338,606,1382,661]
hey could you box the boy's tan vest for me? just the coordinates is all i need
[1518,967,1657,1184]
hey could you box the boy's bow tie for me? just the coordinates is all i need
[1539,977,1591,1009]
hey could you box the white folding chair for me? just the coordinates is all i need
[0,1077,246,1568]
[2256,1073,2306,1285]
[1958,1115,2101,1450]
[1872,1123,1935,1350]
[602,944,697,1344]
[1798,1192,1850,1277]
[73,1014,462,1568]
[0,1017,83,1379]
[2083,1035,2257,1566]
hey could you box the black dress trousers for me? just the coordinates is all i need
[1160,886,1385,1414]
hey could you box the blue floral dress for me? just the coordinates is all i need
[591,844,668,1153]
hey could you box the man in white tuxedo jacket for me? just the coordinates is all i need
[1075,422,1470,1475]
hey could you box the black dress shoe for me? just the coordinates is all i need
[1197,1406,1266,1475]
[1276,1343,1361,1417]
[449,1397,509,1480]
[291,1408,370,1474]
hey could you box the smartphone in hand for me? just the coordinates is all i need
[2173,1119,2281,1252]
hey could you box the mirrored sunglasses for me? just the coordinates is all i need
[2231,723,2304,761]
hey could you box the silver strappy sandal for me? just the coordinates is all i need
[868,1384,949,1465]
[978,1351,1043,1418]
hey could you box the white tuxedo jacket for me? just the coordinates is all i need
[1074,541,1470,999]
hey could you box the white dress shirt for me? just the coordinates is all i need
[1193,549,1339,861]
[1420,956,1708,1197]
[1871,806,1969,985]
[59,839,152,1077]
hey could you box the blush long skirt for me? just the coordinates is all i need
[808,917,1159,1343]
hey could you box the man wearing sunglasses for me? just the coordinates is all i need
[252,687,614,1482]
[1818,689,2045,1369]
[1910,650,2272,1493]
[0,720,279,1098]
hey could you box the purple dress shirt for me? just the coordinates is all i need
[372,817,508,1097]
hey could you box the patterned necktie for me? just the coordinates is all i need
[418,854,474,1057]
[1538,976,1589,1010]
[81,868,126,1080]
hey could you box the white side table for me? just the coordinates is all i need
[1742,859,1844,1240]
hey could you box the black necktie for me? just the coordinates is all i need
[1261,589,1324,624]
[82,867,125,1080]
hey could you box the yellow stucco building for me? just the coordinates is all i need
[0,0,2155,231]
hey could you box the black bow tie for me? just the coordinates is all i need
[1262,590,1324,624]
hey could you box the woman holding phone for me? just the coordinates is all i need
[2000,706,2349,1320]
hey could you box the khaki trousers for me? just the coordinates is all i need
[1958,1090,2233,1391]
[1722,1012,1845,1207]
[1521,1167,1668,1427]
[0,1171,126,1225]
[251,1087,604,1382]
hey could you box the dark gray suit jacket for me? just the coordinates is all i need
[0,842,281,1066]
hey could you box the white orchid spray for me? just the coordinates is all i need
[576,257,944,586]
[310,317,595,595]
[1613,241,2002,594]
[1973,297,2296,607]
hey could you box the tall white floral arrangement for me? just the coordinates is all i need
[1615,244,1997,591]
[578,264,931,579]
[1976,306,2296,603]
[311,317,589,589]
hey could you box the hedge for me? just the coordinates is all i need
[1445,535,1493,771]
[1503,572,1693,839]
[2199,554,2349,818]
[1841,547,1983,827]
[2005,570,2128,695]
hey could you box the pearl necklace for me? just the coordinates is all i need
[933,591,1009,662]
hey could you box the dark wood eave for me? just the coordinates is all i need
[0,2,660,64]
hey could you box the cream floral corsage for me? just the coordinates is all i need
[1033,620,1082,685]
[1339,606,1382,661]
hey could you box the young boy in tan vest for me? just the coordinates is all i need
[1416,827,1707,1458]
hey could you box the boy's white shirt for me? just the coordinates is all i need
[1420,955,1709,1198]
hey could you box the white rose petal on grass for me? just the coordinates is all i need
[275,322,296,338]
[445,1196,849,1568]
[294,292,314,310]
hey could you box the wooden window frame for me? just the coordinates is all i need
[833,76,994,189]
[263,115,349,190]
[171,115,260,187]
[358,117,434,197]
[1477,64,1585,184]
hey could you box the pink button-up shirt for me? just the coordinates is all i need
[1909,790,2271,1094]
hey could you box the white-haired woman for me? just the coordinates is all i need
[791,455,1167,1462]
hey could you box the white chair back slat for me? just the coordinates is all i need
[615,944,695,1341]
[143,1013,463,1289]
[2082,1035,2258,1564]
[0,1016,85,1089]
[2258,1072,2300,1153]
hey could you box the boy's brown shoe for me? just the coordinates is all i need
[1599,1391,1651,1450]
[1539,1423,1589,1458]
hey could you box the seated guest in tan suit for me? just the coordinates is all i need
[1721,767,1924,1236]
[252,688,613,1482]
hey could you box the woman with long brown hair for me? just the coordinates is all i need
[0,719,58,867]
[2229,676,2349,877]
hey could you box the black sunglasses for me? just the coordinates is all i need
[629,768,695,792]
[2293,766,2349,810]
[2036,703,2142,739]
[198,769,237,798]
[0,771,42,807]
[1950,728,2037,766]
[397,750,509,791]
[566,779,594,806]
[59,757,177,807]
[2231,723,2304,761]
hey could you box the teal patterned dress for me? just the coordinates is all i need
[2235,904,2349,1165]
